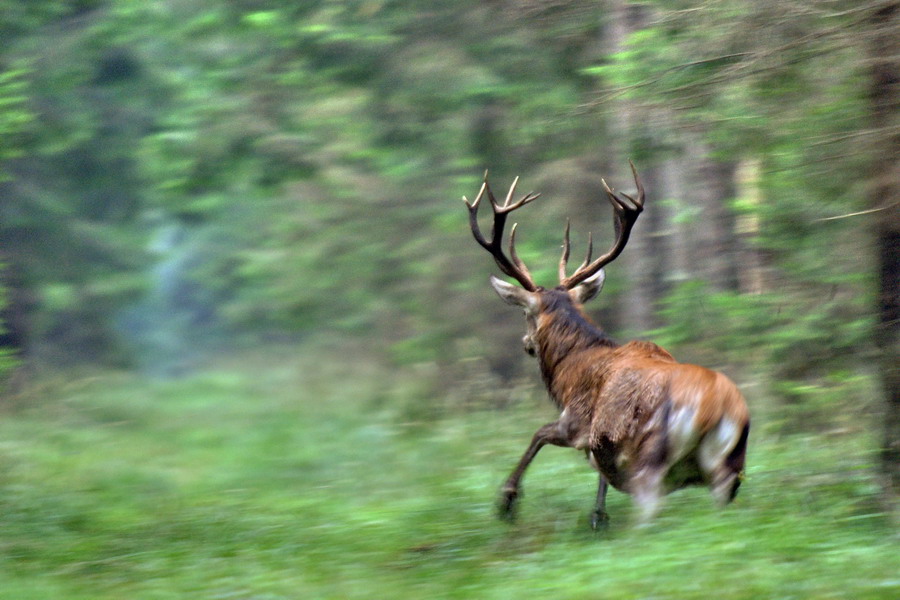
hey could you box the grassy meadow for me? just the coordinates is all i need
[0,345,897,599]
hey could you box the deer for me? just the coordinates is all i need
[462,163,750,528]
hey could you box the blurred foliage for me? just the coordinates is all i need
[0,66,33,168]
[1,0,605,378]
[0,0,889,431]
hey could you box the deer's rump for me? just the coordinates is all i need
[579,347,749,494]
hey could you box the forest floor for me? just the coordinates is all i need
[0,345,897,599]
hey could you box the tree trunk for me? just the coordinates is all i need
[734,158,768,295]
[684,135,740,292]
[0,253,32,356]
[606,0,667,334]
[621,161,666,332]
[867,1,900,499]
[661,149,691,283]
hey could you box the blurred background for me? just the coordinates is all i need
[0,1,897,598]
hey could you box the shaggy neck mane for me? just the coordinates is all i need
[534,289,617,389]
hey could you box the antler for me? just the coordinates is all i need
[559,161,645,289]
[463,172,541,292]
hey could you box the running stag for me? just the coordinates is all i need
[462,164,750,527]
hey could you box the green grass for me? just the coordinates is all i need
[0,348,897,599]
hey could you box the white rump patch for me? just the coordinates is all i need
[698,418,740,473]
[666,406,700,465]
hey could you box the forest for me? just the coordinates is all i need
[0,1,898,598]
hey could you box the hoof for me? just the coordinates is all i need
[590,509,610,531]
[497,486,519,522]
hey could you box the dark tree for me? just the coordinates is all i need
[867,1,900,498]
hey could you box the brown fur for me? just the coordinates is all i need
[501,287,750,523]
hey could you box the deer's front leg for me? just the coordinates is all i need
[498,420,574,521]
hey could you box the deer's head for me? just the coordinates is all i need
[463,163,644,356]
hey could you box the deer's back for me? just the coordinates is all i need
[553,340,748,449]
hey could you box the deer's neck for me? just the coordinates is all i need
[533,300,617,403]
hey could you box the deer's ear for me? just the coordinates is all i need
[490,276,539,312]
[569,269,605,304]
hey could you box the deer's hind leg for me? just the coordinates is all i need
[627,412,672,526]
[630,465,666,525]
[699,419,750,507]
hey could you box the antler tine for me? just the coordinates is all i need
[602,161,645,211]
[626,159,645,208]
[560,164,645,289]
[601,178,626,212]
[508,223,535,284]
[464,173,540,292]
[558,219,571,282]
[502,176,519,208]
[463,172,489,207]
[462,176,490,248]
[578,231,593,271]
[559,225,596,282]
[497,176,541,212]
